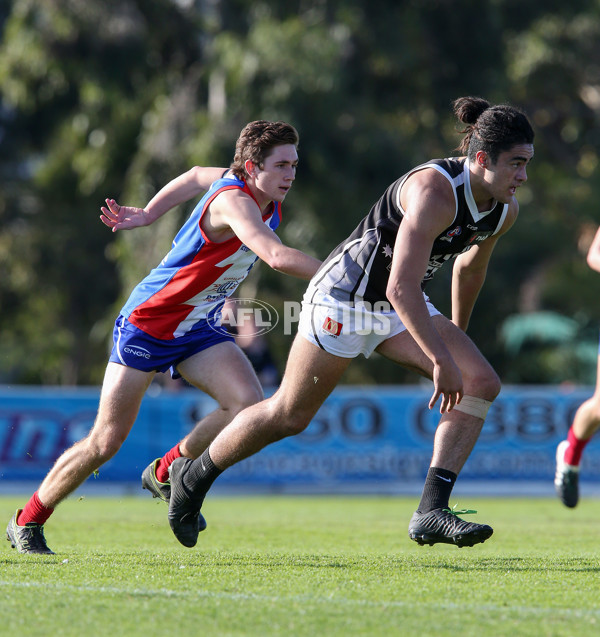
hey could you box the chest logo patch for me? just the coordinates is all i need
[440,226,462,242]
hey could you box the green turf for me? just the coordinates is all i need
[1,494,598,636]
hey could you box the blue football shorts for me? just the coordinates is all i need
[108,315,235,379]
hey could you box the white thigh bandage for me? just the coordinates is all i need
[453,395,492,420]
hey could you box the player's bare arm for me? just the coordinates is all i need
[100,166,227,231]
[206,189,321,280]
[451,200,519,331]
[388,169,463,412]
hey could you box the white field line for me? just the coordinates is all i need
[1,579,600,619]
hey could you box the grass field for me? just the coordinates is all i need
[1,494,599,636]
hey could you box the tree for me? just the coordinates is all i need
[2,0,600,385]
[0,0,208,382]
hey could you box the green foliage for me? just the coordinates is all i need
[2,495,600,636]
[2,0,600,384]
[0,0,206,383]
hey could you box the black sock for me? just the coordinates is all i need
[182,448,223,505]
[416,467,457,513]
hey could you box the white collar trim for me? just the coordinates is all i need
[464,158,496,222]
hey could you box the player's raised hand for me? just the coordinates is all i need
[100,199,151,231]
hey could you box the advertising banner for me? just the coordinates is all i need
[0,384,595,495]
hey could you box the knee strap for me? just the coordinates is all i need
[453,395,492,420]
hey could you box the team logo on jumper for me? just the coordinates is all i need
[440,226,462,242]
[382,244,393,258]
[469,232,492,244]
[322,317,343,336]
[213,280,241,295]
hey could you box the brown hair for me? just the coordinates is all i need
[230,120,299,180]
[453,96,534,163]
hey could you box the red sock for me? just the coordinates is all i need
[17,491,54,526]
[564,427,591,466]
[155,444,182,483]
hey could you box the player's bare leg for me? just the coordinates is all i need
[178,342,264,457]
[555,354,600,507]
[39,363,154,507]
[167,336,352,547]
[209,336,351,467]
[377,315,499,547]
[141,342,264,503]
[7,363,153,554]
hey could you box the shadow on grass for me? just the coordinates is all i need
[418,556,600,573]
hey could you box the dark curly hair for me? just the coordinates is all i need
[453,96,534,163]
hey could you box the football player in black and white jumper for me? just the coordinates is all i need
[167,96,535,550]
